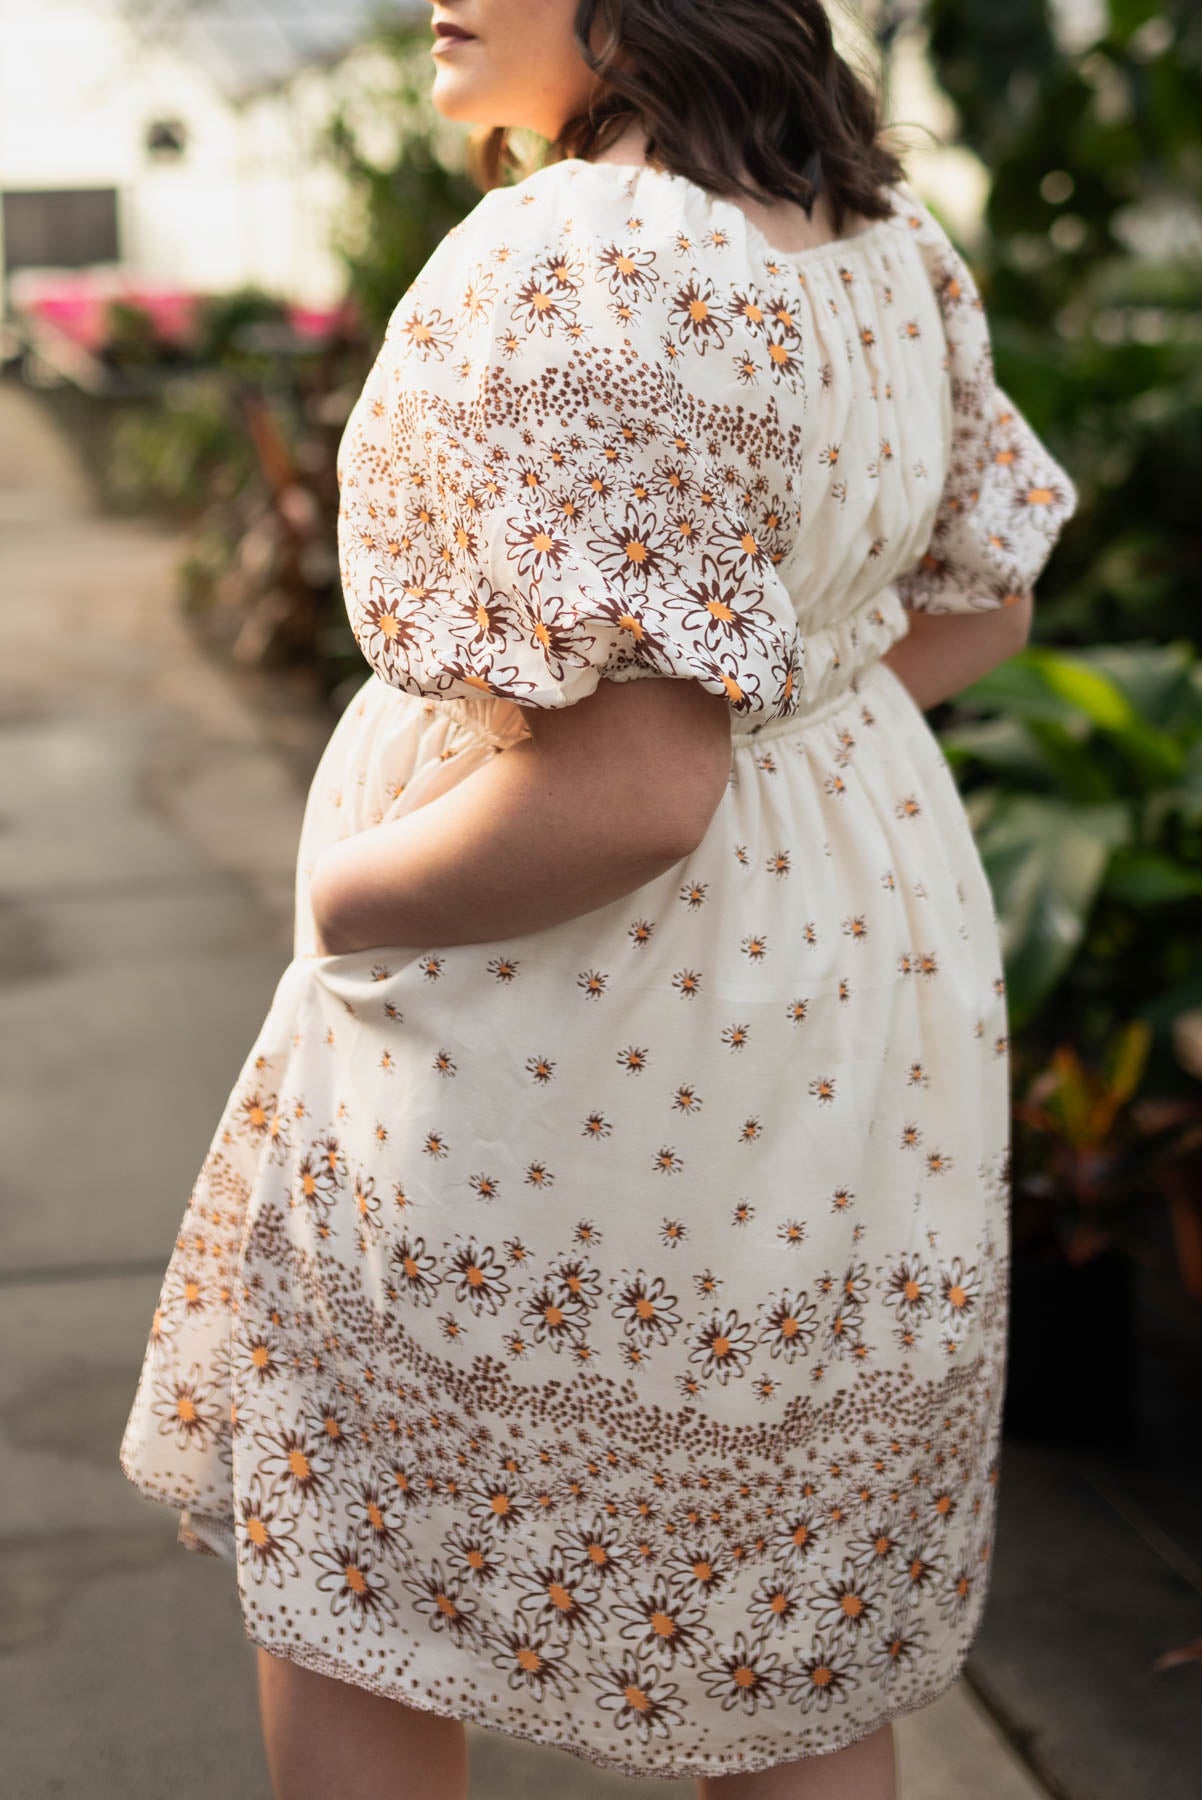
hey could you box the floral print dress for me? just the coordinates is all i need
[119,157,1078,1779]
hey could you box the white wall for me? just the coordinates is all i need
[0,0,352,311]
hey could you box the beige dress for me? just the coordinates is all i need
[119,158,1077,1778]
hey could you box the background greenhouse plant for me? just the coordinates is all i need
[909,0,1201,1284]
[945,641,1202,1036]
[921,0,1200,657]
[100,23,466,692]
[943,642,1202,1280]
[1009,1021,1202,1289]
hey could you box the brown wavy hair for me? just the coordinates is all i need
[466,0,908,232]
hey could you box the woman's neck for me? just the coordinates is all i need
[583,126,860,253]
[587,121,658,169]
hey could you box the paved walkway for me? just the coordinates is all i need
[0,373,1050,1798]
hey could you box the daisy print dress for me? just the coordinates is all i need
[119,156,1077,1779]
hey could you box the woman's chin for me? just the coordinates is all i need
[429,77,494,124]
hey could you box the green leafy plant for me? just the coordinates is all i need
[941,641,1202,1282]
[945,641,1202,1034]
[919,0,1202,651]
[904,0,1202,1301]
[101,21,483,701]
[100,299,184,370]
[319,19,483,339]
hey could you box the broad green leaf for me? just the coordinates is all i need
[1068,641,1197,724]
[1026,721,1118,803]
[955,655,1086,725]
[1034,652,1140,731]
[1102,852,1202,906]
[1106,1020,1153,1109]
[955,645,1191,788]
[939,717,1053,781]
[1179,739,1202,817]
[1098,722,1186,786]
[955,648,1139,734]
[976,797,1131,1027]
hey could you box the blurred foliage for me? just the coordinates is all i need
[915,0,1202,1270]
[109,372,252,512]
[103,21,470,704]
[192,288,293,364]
[320,22,484,339]
[942,639,1202,1262]
[922,0,1201,652]
[945,641,1202,1036]
[107,287,348,513]
[1010,1018,1202,1270]
[106,301,368,696]
[100,298,188,370]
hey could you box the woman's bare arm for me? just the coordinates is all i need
[881,593,1033,710]
[308,675,733,956]
[309,596,1032,956]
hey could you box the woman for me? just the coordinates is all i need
[119,2,1078,1795]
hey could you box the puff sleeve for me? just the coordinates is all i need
[892,186,1079,614]
[334,165,805,722]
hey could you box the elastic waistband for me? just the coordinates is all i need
[729,661,884,748]
[416,657,894,754]
[419,695,530,751]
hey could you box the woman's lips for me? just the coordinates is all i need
[433,23,476,40]
[431,30,477,52]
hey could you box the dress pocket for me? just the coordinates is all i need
[377,735,503,824]
[304,944,427,1008]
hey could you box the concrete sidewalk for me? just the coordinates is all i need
[0,374,1050,1799]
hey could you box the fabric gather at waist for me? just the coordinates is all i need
[728,664,881,746]
[417,692,533,751]
[420,658,890,758]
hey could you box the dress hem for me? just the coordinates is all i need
[243,1624,973,1780]
[119,1455,982,1783]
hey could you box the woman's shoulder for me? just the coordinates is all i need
[440,157,693,265]
[414,159,947,313]
[883,180,989,316]
[385,161,633,330]
[444,159,961,258]
[383,158,736,377]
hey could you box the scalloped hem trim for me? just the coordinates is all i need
[121,1456,980,1781]
[244,1624,972,1781]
